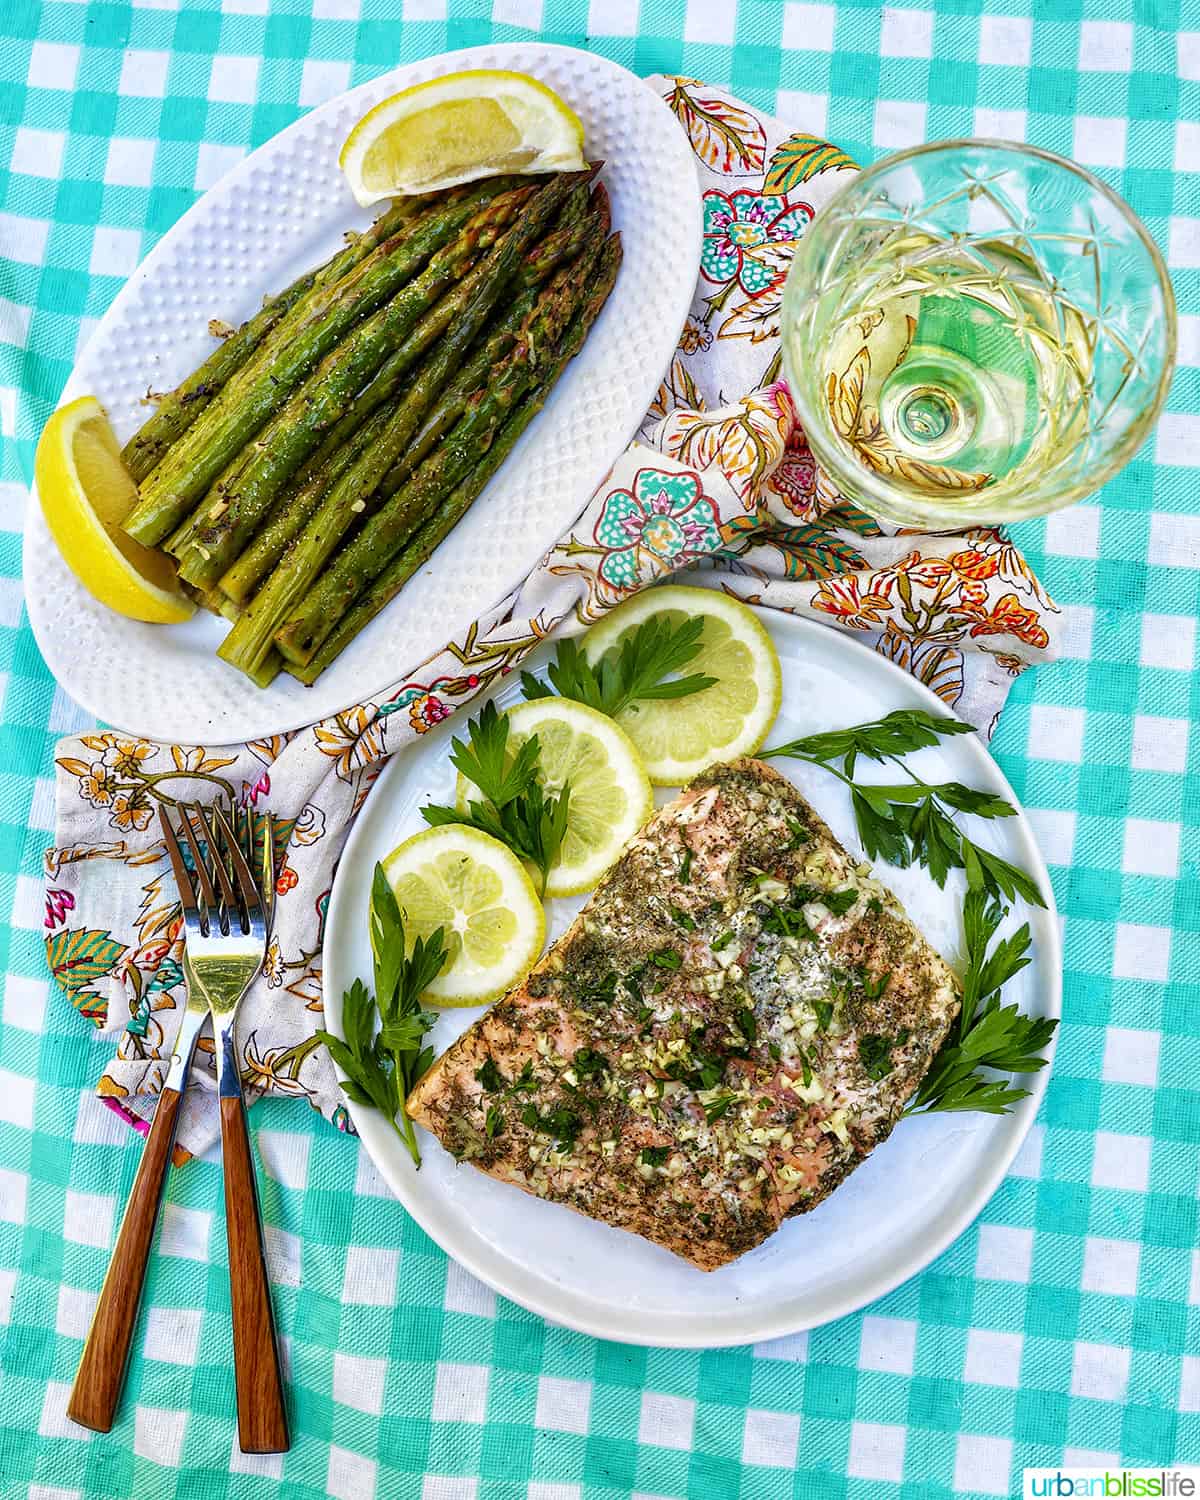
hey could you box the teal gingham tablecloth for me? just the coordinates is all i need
[1,2,1198,1497]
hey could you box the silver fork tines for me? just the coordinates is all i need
[159,804,270,1002]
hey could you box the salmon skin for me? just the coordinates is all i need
[407,758,960,1271]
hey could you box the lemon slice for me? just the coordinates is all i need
[457,698,652,898]
[582,586,782,785]
[383,825,545,1007]
[35,397,194,625]
[340,70,586,205]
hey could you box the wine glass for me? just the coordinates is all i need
[780,139,1176,529]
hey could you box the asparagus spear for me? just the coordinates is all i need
[288,235,623,685]
[162,248,436,570]
[161,502,205,560]
[119,198,426,483]
[221,295,520,606]
[218,191,607,605]
[379,186,611,497]
[273,230,604,668]
[218,399,396,604]
[216,293,530,606]
[217,172,590,681]
[158,198,448,559]
[177,185,536,591]
[157,184,531,568]
[123,277,316,486]
[124,174,530,546]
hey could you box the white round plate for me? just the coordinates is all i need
[324,608,1061,1347]
[23,43,701,744]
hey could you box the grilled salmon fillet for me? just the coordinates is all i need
[407,757,960,1270]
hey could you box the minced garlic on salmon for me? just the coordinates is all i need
[406,758,960,1271]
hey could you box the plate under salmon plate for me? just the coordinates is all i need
[22,42,702,744]
[323,608,1061,1348]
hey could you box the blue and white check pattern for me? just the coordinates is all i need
[2,1,1199,1497]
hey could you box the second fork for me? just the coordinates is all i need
[67,801,288,1452]
[169,802,290,1455]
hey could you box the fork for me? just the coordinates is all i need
[169,801,289,1454]
[67,802,289,1453]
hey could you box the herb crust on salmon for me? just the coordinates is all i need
[406,757,960,1270]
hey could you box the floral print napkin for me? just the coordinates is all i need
[45,79,1061,1157]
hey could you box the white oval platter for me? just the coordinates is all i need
[324,608,1061,1348]
[23,43,701,743]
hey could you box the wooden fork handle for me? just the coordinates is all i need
[220,1092,290,1454]
[67,1085,184,1433]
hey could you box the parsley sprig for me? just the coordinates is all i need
[521,614,716,716]
[763,708,1055,1116]
[761,709,1045,908]
[420,700,570,897]
[317,863,446,1167]
[906,888,1058,1115]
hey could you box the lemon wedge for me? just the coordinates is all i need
[383,824,545,1007]
[581,586,782,785]
[35,397,194,624]
[457,698,652,898]
[340,70,586,205]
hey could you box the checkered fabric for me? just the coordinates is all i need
[1,2,1198,1497]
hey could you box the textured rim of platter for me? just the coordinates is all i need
[22,43,702,744]
[324,606,1062,1348]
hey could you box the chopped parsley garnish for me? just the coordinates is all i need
[679,847,693,884]
[484,1105,504,1138]
[652,947,682,970]
[573,1047,609,1081]
[704,1094,735,1123]
[578,970,618,1005]
[812,1000,833,1031]
[786,816,809,849]
[665,1031,725,1091]
[866,895,884,915]
[758,901,816,941]
[692,1042,725,1090]
[796,1045,813,1088]
[636,1004,654,1029]
[736,1007,757,1044]
[521,1102,581,1152]
[862,970,892,1002]
[474,1058,503,1092]
[711,930,736,952]
[510,1058,537,1093]
[789,883,857,918]
[669,904,696,931]
[768,1040,782,1061]
[859,1033,901,1081]
[640,1145,669,1166]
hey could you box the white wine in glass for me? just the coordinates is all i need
[782,141,1176,529]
